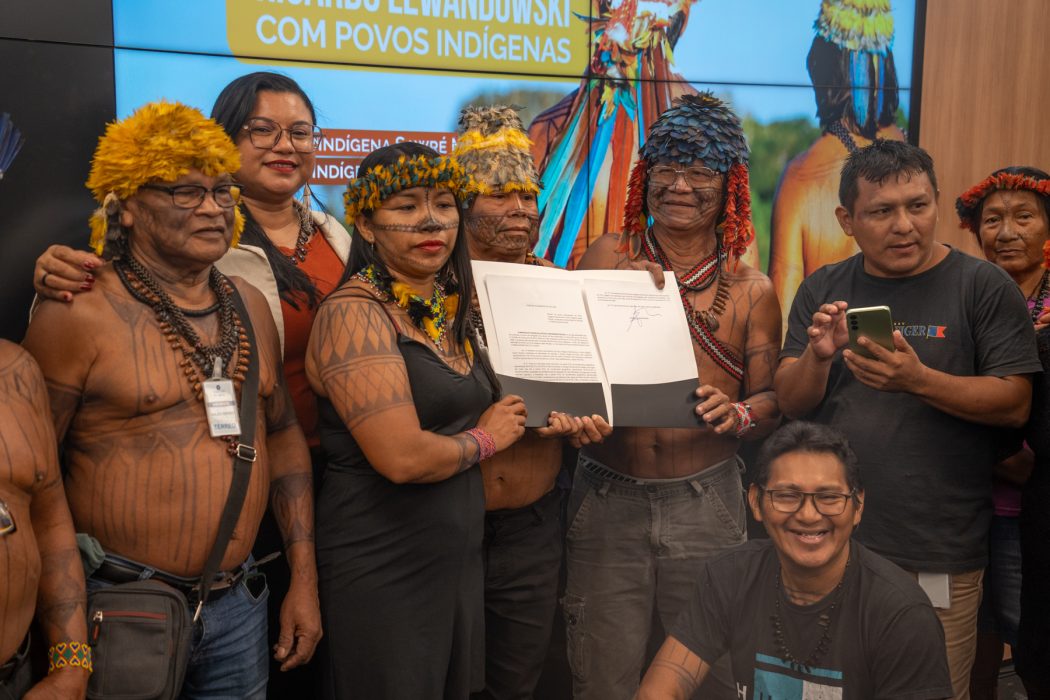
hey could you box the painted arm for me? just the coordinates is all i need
[306,293,526,484]
[635,636,710,700]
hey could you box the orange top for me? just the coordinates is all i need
[277,230,346,447]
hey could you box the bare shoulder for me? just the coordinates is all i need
[727,260,773,288]
[0,341,46,397]
[23,270,122,371]
[228,275,274,323]
[577,233,629,270]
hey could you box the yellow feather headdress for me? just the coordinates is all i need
[86,101,244,256]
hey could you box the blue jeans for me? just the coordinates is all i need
[88,564,270,700]
[563,455,745,700]
[976,514,1022,646]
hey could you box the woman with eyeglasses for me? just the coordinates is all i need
[32,71,348,698]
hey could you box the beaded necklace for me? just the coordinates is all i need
[1027,269,1050,323]
[356,264,460,350]
[114,255,250,454]
[770,554,850,673]
[827,121,860,154]
[642,229,743,382]
[286,201,314,265]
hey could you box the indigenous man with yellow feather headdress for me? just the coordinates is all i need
[23,102,321,698]
[453,105,611,700]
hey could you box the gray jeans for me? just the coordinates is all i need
[563,455,746,700]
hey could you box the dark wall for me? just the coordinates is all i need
[0,0,115,341]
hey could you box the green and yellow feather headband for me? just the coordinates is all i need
[343,154,471,224]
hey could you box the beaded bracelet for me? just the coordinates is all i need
[48,641,93,674]
[732,402,756,438]
[465,427,497,462]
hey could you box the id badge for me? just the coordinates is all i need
[917,572,951,609]
[203,377,241,437]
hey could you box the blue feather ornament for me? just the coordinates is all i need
[0,113,25,180]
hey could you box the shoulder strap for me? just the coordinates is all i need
[195,281,260,619]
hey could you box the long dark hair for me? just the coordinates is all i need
[807,36,900,139]
[346,142,476,351]
[211,71,328,309]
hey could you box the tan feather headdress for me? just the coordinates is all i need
[453,105,540,198]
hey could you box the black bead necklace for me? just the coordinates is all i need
[114,254,248,399]
[1028,270,1050,323]
[770,554,850,673]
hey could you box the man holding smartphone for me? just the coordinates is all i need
[774,140,1041,700]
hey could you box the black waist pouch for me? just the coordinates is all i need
[87,580,192,700]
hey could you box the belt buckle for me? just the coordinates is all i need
[234,443,257,462]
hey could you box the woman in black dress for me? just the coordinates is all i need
[306,142,528,698]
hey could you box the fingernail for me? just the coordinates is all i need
[63,292,74,302]
[80,281,93,290]
[84,274,95,283]
[83,260,99,270]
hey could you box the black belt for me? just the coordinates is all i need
[94,559,245,606]
[0,634,30,683]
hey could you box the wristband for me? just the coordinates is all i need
[466,427,497,462]
[732,402,756,438]
[48,641,93,674]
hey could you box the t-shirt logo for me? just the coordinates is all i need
[899,324,948,339]
[926,325,947,338]
[749,654,843,699]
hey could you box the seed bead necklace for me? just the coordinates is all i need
[356,264,460,351]
[286,201,314,265]
[114,255,251,454]
[770,554,851,673]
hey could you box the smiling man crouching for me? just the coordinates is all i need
[637,422,951,699]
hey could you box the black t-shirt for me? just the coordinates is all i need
[671,540,952,699]
[781,249,1041,571]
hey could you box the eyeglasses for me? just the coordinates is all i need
[0,498,16,537]
[242,117,322,153]
[760,487,857,516]
[648,165,721,188]
[140,184,240,209]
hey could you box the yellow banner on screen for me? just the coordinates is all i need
[227,0,590,76]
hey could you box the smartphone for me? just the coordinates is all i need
[846,305,895,359]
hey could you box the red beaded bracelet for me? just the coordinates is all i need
[732,402,756,438]
[465,427,497,462]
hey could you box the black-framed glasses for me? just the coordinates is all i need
[140,184,240,209]
[0,498,16,537]
[242,117,322,153]
[760,487,856,516]
[649,165,720,188]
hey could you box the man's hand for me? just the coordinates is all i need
[533,411,580,439]
[695,385,736,434]
[274,578,322,672]
[24,667,90,699]
[627,259,666,289]
[568,415,613,449]
[843,331,927,393]
[806,301,849,360]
